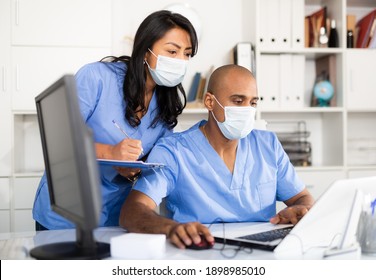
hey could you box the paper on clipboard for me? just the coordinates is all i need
[97,159,165,170]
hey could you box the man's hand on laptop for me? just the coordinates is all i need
[269,205,309,225]
[168,222,215,249]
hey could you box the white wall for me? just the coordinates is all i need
[112,0,245,90]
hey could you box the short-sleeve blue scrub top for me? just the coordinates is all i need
[133,120,305,224]
[32,61,172,229]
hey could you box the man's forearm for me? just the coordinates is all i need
[120,201,178,237]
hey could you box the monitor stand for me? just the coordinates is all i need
[29,228,110,260]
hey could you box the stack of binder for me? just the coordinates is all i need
[267,121,312,167]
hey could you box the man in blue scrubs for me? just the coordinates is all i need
[120,64,314,249]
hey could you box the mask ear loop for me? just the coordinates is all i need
[209,93,225,123]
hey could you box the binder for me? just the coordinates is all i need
[291,55,305,108]
[279,54,293,108]
[291,0,304,49]
[279,55,304,109]
[233,42,255,74]
[258,55,280,109]
[258,0,270,49]
[278,0,291,50]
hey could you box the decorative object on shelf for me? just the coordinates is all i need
[311,55,336,107]
[328,19,339,48]
[347,30,354,48]
[313,80,334,107]
[319,26,328,47]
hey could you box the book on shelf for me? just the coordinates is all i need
[186,66,214,108]
[305,6,327,48]
[366,18,376,48]
[355,9,376,48]
[187,72,201,102]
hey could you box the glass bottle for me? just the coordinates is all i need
[328,20,339,48]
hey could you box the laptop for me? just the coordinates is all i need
[210,176,376,255]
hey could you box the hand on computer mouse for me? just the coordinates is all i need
[186,235,214,250]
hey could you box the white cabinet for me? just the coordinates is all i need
[0,178,11,233]
[10,0,111,48]
[8,0,112,111]
[1,0,113,232]
[0,0,12,176]
[346,50,376,110]
[11,46,110,111]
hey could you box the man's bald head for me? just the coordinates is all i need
[207,64,256,99]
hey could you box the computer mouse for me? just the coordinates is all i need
[186,235,214,250]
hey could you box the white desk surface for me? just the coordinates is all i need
[1,226,375,260]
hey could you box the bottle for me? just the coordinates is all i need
[319,27,328,47]
[347,30,354,48]
[328,20,339,48]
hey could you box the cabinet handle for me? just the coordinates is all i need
[15,0,20,25]
[2,66,6,92]
[16,65,20,91]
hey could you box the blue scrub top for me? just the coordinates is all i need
[33,61,172,229]
[134,120,305,224]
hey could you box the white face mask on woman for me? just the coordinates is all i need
[211,95,256,140]
[145,49,188,87]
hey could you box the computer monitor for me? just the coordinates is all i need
[29,75,110,259]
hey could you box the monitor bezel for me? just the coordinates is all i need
[35,74,101,231]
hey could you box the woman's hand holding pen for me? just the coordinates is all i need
[112,139,142,180]
[112,138,143,161]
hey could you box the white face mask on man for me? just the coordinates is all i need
[145,49,188,87]
[211,95,256,140]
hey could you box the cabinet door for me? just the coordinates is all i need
[297,170,347,200]
[11,0,111,48]
[14,177,40,209]
[0,0,12,176]
[0,211,11,233]
[0,178,10,233]
[347,50,376,110]
[11,46,110,111]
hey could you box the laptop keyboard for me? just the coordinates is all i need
[237,227,293,242]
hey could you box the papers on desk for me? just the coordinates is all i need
[97,159,165,170]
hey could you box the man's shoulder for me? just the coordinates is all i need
[156,122,202,146]
[249,129,277,140]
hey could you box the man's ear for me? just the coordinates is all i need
[203,92,214,111]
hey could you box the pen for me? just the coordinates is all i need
[112,119,130,138]
[112,120,144,156]
[371,198,376,216]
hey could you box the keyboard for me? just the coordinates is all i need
[237,227,293,242]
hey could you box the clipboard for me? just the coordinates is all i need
[97,159,165,170]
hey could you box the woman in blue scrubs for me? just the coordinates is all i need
[32,10,198,230]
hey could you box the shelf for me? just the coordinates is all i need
[260,48,343,59]
[259,107,344,113]
[13,114,44,174]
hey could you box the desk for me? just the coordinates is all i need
[0,227,375,260]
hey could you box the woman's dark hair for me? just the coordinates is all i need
[103,10,198,129]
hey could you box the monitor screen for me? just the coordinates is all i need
[30,75,110,259]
